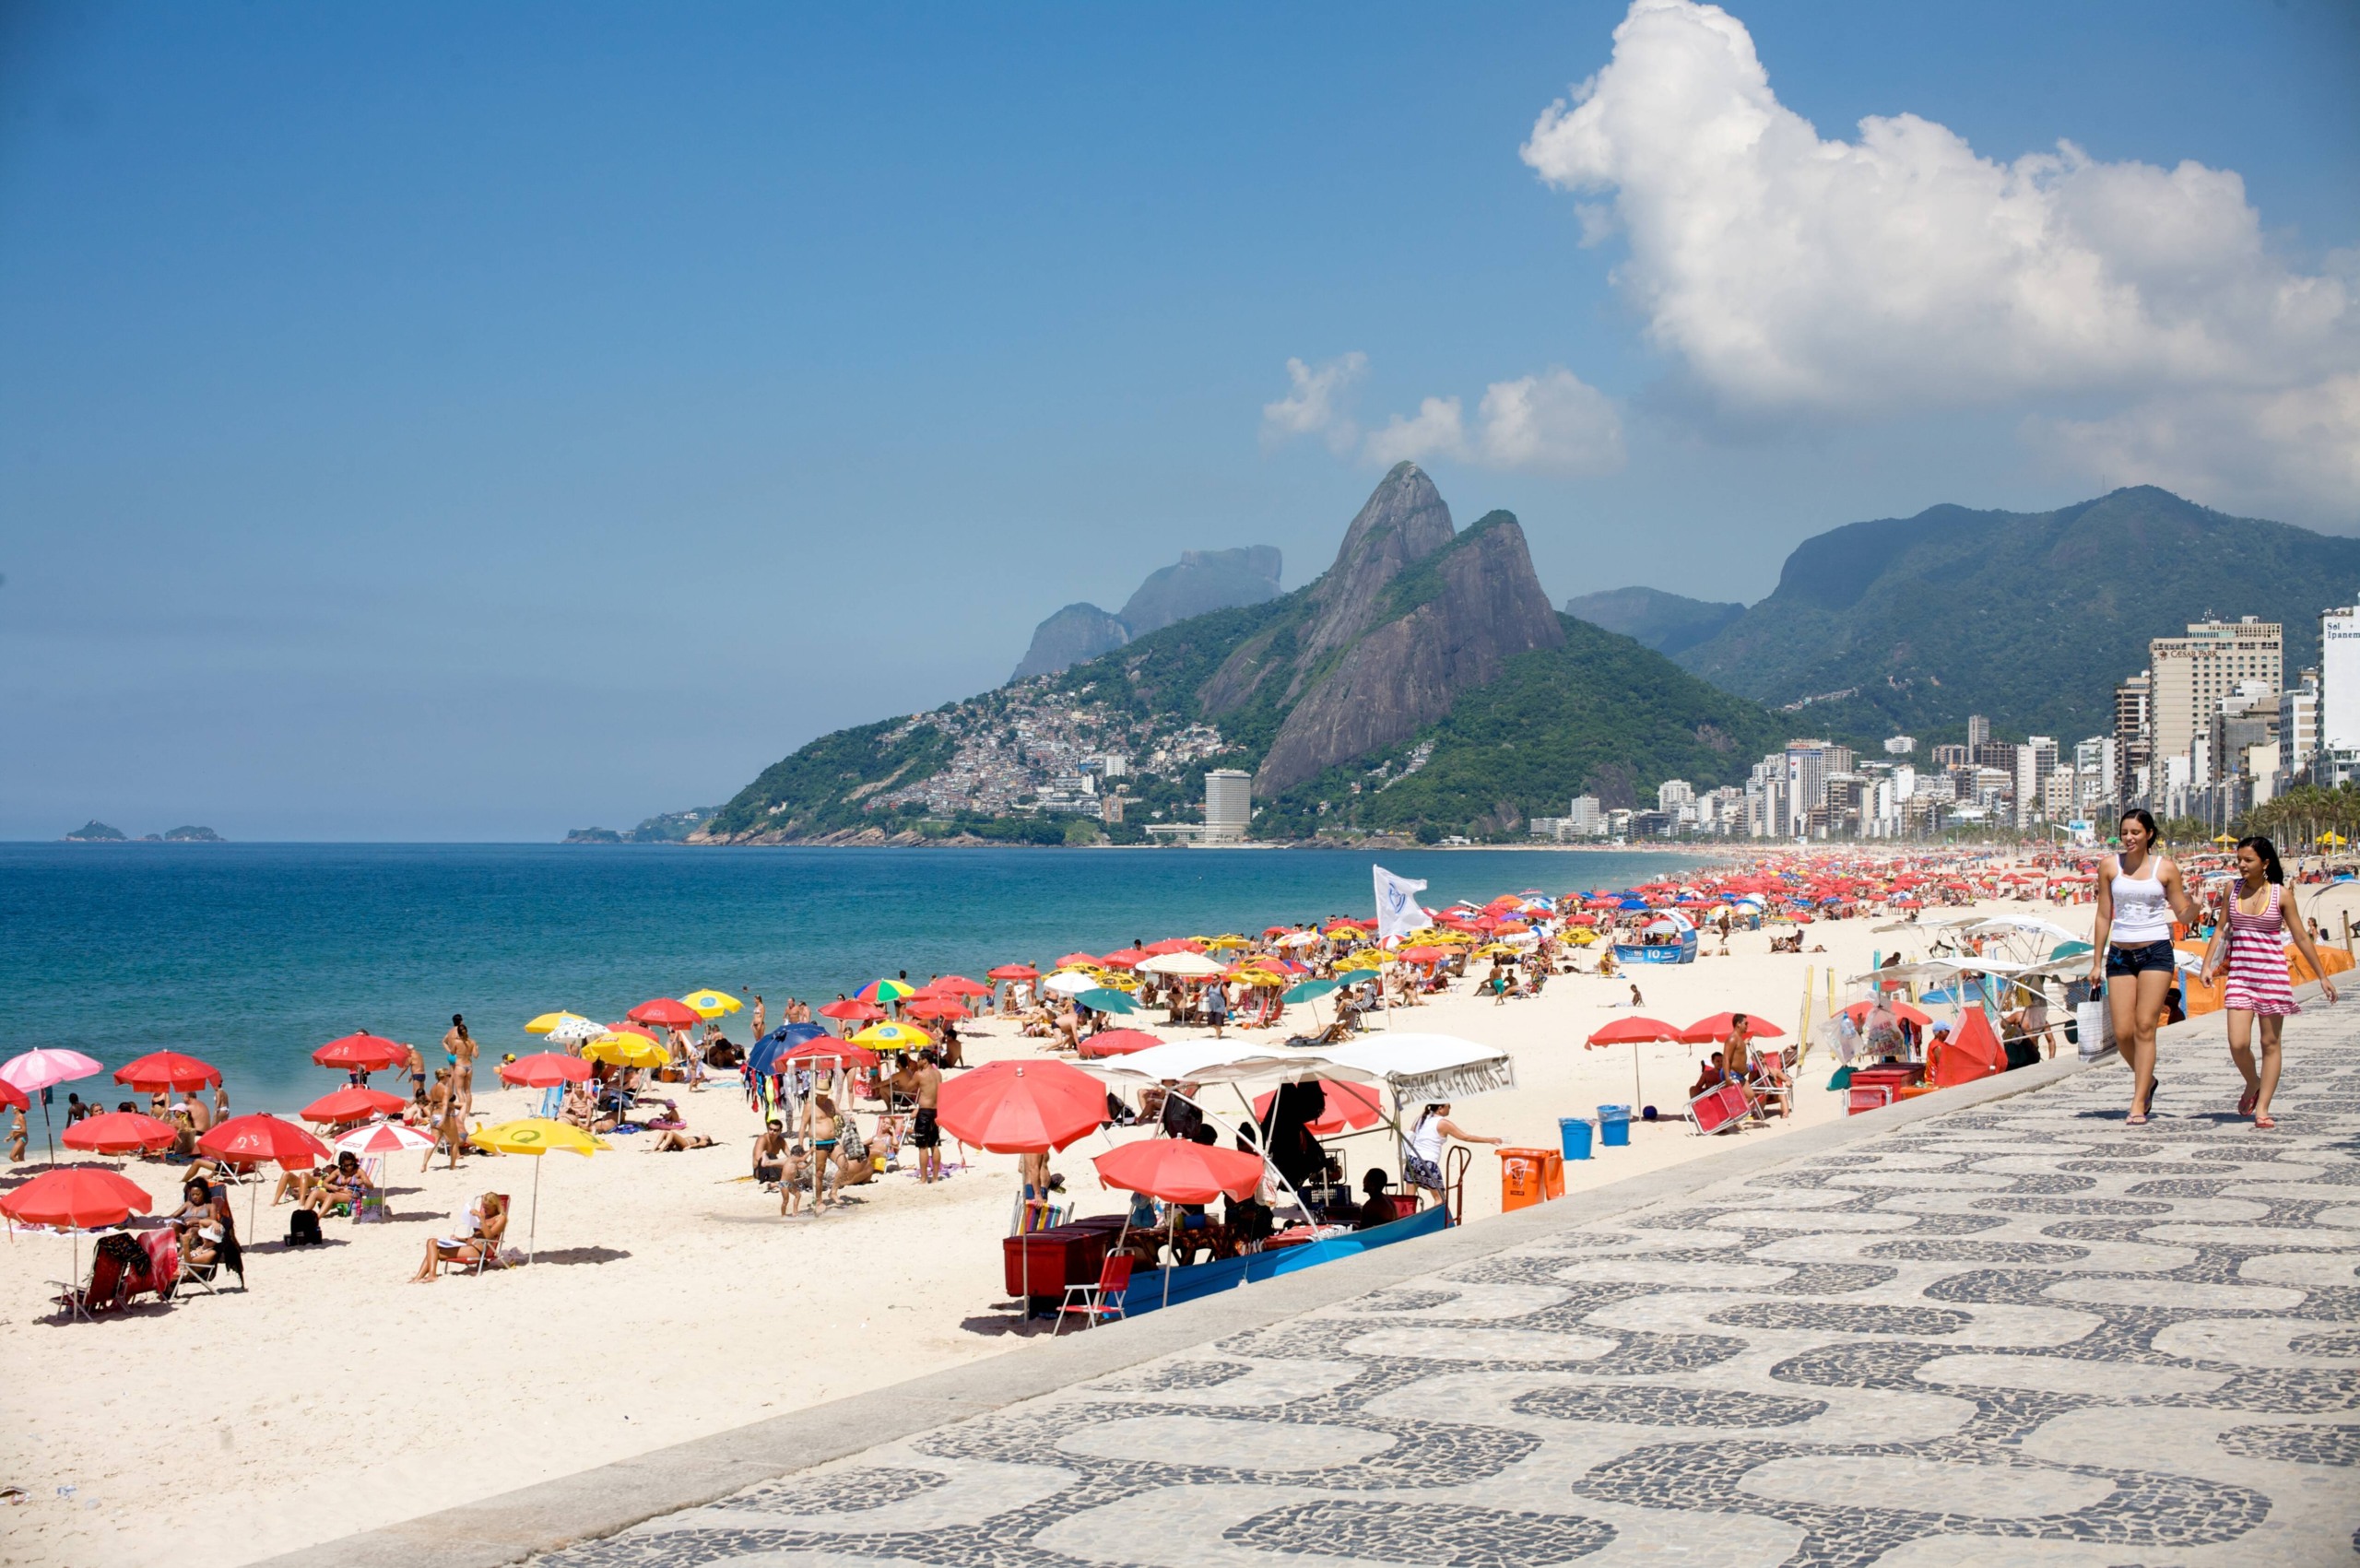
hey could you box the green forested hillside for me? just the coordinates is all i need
[1256,616,1790,838]
[1677,487,2360,743]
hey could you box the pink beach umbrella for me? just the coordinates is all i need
[1,1048,104,1163]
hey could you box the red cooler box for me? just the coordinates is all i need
[1847,1063,1919,1116]
[1002,1226,1109,1302]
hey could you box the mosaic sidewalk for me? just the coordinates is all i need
[540,1014,2360,1568]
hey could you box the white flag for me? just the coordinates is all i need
[1373,864,1430,941]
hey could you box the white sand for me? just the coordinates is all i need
[6,871,2351,1568]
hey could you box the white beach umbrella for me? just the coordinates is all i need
[1138,952,1225,978]
[1042,973,1098,996]
[546,1017,607,1045]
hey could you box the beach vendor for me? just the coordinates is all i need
[1399,1102,1500,1209]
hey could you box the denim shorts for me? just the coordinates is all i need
[2105,938,2177,978]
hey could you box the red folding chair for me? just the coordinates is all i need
[1688,1080,1752,1136]
[1054,1254,1133,1335]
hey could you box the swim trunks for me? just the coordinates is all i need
[911,1108,940,1148]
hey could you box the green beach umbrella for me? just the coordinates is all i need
[1075,987,1139,1015]
[1281,976,1343,1003]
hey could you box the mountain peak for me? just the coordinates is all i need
[1298,463,1456,667]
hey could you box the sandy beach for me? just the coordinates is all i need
[7,868,2356,1568]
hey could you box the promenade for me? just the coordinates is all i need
[300,1002,2360,1568]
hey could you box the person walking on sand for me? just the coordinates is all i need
[2200,834,2338,1130]
[1206,980,1229,1039]
[750,994,765,1041]
[2088,808,2202,1126]
[444,1014,478,1120]
[907,1052,944,1184]
[422,1067,466,1173]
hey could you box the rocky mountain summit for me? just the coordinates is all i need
[1009,546,1283,680]
[697,466,1779,843]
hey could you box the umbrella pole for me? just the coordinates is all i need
[1633,1041,1644,1109]
[528,1156,542,1264]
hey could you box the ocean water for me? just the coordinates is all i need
[0,843,1715,1113]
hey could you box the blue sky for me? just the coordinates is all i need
[4,0,2355,840]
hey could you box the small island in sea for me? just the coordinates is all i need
[64,820,127,841]
[65,820,225,842]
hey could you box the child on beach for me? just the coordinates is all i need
[777,1145,808,1216]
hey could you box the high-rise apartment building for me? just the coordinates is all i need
[1966,714,1989,749]
[2280,674,2319,775]
[2150,619,2283,771]
[2324,605,2360,755]
[1657,778,1695,811]
[2114,670,2152,804]
[2014,737,2058,826]
[1203,769,1252,842]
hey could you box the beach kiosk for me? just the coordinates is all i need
[1614,910,1698,966]
[1083,1033,1516,1315]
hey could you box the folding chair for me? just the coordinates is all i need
[1054,1254,1133,1335]
[1687,1080,1752,1136]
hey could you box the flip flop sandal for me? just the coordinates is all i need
[2238,1087,2259,1116]
[2254,1113,2277,1130]
[2125,1111,2149,1126]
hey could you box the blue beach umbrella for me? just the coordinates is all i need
[749,1023,827,1077]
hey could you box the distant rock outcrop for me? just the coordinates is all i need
[1564,586,1745,658]
[65,820,126,842]
[161,825,223,842]
[1117,547,1283,636]
[563,827,625,843]
[1010,548,1283,681]
[1011,604,1133,682]
[1193,465,1564,796]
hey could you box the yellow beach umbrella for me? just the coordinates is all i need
[2322,831,2347,847]
[582,1032,669,1068]
[680,989,742,1019]
[468,1117,608,1263]
[851,1020,934,1050]
[525,1011,596,1036]
[1204,935,1251,950]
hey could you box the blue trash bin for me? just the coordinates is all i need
[1598,1104,1632,1147]
[1559,1115,1593,1161]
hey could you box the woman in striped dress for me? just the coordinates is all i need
[2199,835,2337,1130]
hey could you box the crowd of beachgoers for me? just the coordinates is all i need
[6,832,2356,1568]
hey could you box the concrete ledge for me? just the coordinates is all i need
[255,1043,2118,1568]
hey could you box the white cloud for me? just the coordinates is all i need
[1473,370,1626,476]
[1519,0,2359,520]
[2031,375,2360,525]
[1363,368,1626,477]
[1261,352,1367,454]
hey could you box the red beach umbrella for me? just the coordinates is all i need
[62,1111,180,1155]
[1842,999,1933,1028]
[901,996,968,1020]
[1076,1029,1165,1059]
[1678,1013,1788,1045]
[1251,1079,1385,1136]
[774,1040,881,1071]
[500,1052,595,1088]
[818,998,886,1022]
[1586,1016,1687,1111]
[0,1079,24,1112]
[927,976,994,996]
[301,1086,406,1125]
[936,1059,1103,1152]
[1099,949,1150,970]
[1141,939,1200,956]
[1092,1140,1265,1206]
[1055,952,1101,970]
[312,1033,407,1072]
[0,1166,153,1230]
[986,964,1040,981]
[604,1021,660,1043]
[627,998,702,1030]
[113,1050,222,1092]
[200,1114,330,1169]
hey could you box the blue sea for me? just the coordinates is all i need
[0,843,1716,1113]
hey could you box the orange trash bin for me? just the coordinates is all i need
[1497,1147,1565,1211]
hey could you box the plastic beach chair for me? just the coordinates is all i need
[1687,1080,1752,1136]
[1054,1254,1133,1335]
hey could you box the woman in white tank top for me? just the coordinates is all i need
[2087,808,2200,1125]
